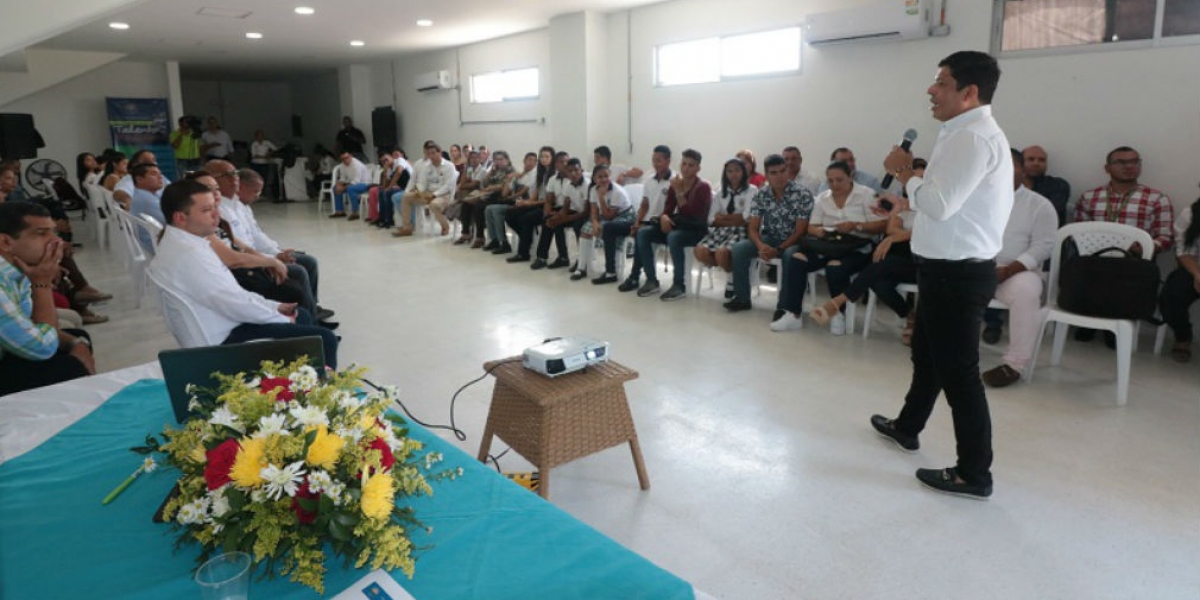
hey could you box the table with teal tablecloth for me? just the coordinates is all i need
[0,379,696,599]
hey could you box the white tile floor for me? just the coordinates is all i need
[73,202,1199,600]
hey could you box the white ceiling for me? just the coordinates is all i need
[38,0,664,74]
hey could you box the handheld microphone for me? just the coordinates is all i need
[880,128,919,191]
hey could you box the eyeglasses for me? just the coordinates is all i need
[1109,158,1142,167]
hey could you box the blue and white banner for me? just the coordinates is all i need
[105,97,178,180]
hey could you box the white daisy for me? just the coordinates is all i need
[260,461,307,501]
[288,366,319,391]
[253,413,289,439]
[288,405,329,429]
[335,426,364,444]
[208,406,241,433]
[307,470,333,494]
[250,489,266,503]
[208,487,231,517]
[176,498,210,526]
[141,457,157,474]
[336,390,361,412]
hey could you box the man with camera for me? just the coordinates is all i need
[170,117,202,173]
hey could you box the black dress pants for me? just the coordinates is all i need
[506,206,544,257]
[894,258,998,487]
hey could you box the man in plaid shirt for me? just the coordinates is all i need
[1074,146,1174,253]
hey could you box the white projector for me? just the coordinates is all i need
[522,337,609,377]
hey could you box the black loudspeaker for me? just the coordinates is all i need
[0,113,41,159]
[291,114,303,138]
[371,107,398,149]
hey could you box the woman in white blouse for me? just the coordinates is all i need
[577,164,633,282]
[695,158,757,298]
[793,161,887,335]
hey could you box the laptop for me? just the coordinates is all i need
[158,337,326,423]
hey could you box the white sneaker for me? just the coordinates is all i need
[830,312,846,336]
[770,311,804,332]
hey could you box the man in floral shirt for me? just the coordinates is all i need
[726,154,814,319]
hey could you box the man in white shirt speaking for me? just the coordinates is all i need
[148,179,339,368]
[870,51,1014,500]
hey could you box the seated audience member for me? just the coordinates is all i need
[1159,194,1200,362]
[818,147,886,194]
[372,153,411,229]
[234,169,332,321]
[449,144,466,174]
[485,152,538,254]
[630,149,712,301]
[809,160,927,344]
[148,180,339,367]
[460,150,515,248]
[737,149,767,188]
[615,146,674,290]
[129,163,166,253]
[394,141,458,237]
[102,152,129,194]
[726,154,812,319]
[695,158,758,299]
[503,147,557,261]
[329,150,372,220]
[510,151,569,262]
[114,150,171,209]
[390,148,413,175]
[1022,145,1071,225]
[309,145,336,196]
[532,157,590,270]
[977,149,1058,387]
[593,145,644,185]
[77,152,103,200]
[783,146,821,196]
[200,117,234,162]
[249,129,278,194]
[1073,146,1174,345]
[802,161,888,335]
[576,165,633,282]
[0,203,95,396]
[450,150,487,243]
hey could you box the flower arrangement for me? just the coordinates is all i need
[135,358,461,593]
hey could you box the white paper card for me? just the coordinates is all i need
[331,569,417,600]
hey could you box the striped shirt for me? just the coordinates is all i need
[1074,184,1174,252]
[0,258,58,361]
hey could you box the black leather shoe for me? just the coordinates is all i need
[723,299,752,312]
[915,467,992,500]
[530,258,547,270]
[617,277,640,292]
[318,320,340,331]
[592,274,619,285]
[981,326,1002,345]
[870,414,919,452]
[570,271,588,281]
[506,254,531,263]
[492,245,513,255]
[483,240,499,251]
[547,257,571,269]
[316,307,335,321]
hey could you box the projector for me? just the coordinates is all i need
[522,336,609,377]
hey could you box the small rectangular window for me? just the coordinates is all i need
[469,68,539,104]
[655,27,801,87]
[1164,0,1200,36]
[997,0,1193,53]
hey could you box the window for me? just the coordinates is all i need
[469,68,539,103]
[997,0,1199,54]
[655,27,801,87]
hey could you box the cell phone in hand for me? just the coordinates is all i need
[878,198,894,212]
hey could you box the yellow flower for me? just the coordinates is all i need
[360,473,395,520]
[189,444,207,464]
[306,425,344,470]
[230,437,267,487]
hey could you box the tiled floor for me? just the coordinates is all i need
[73,202,1199,600]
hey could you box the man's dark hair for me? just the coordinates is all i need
[130,149,156,167]
[131,163,159,182]
[938,51,1001,104]
[1010,148,1024,164]
[782,146,801,155]
[1105,146,1137,164]
[566,157,582,169]
[764,154,786,170]
[0,202,51,238]
[423,140,441,152]
[524,152,537,160]
[238,168,263,184]
[161,180,210,226]
[912,157,928,170]
[826,161,853,178]
[594,145,612,160]
[682,148,702,164]
[829,147,851,161]
[652,145,671,160]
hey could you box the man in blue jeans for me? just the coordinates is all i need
[725,155,812,319]
[329,151,372,220]
[630,149,712,301]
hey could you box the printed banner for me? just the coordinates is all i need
[105,97,178,180]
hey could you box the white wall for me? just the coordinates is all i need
[291,70,342,153]
[181,79,295,145]
[0,59,168,173]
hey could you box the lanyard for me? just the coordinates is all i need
[1104,185,1137,223]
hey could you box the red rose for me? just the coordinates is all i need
[367,437,396,474]
[259,377,294,402]
[204,438,240,490]
[292,479,319,524]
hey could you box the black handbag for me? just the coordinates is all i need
[799,232,872,258]
[1058,239,1159,320]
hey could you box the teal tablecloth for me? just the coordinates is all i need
[0,380,693,599]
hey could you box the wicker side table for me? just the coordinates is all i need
[476,358,650,499]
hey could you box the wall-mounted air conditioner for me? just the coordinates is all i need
[415,70,454,92]
[805,0,932,47]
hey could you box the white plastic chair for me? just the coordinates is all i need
[317,165,342,215]
[128,212,164,254]
[146,269,211,348]
[111,207,152,309]
[84,183,113,249]
[1028,222,1155,406]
